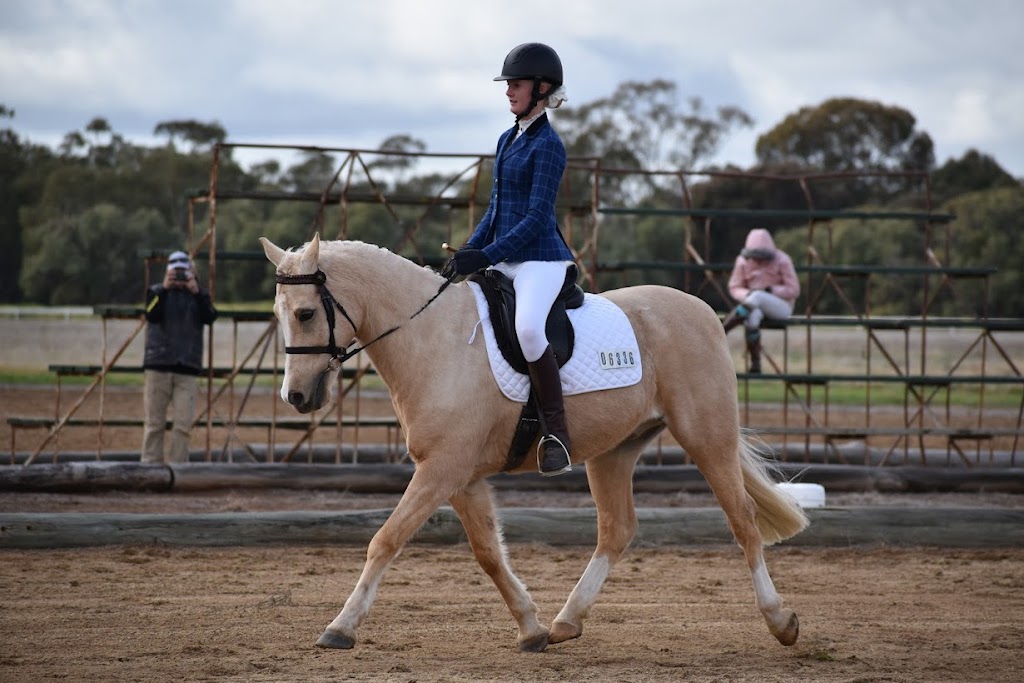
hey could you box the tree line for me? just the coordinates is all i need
[0,86,1020,316]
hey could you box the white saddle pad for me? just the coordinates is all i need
[468,282,643,403]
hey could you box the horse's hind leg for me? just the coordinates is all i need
[550,445,640,644]
[448,479,550,652]
[316,463,463,649]
[681,432,800,646]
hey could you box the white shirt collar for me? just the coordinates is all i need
[516,111,543,137]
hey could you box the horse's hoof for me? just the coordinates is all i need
[518,631,550,653]
[549,620,582,644]
[773,611,800,647]
[316,629,356,649]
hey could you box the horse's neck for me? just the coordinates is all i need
[320,244,423,337]
[321,243,469,389]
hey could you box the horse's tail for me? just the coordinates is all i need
[738,429,810,545]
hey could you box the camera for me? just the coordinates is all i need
[173,268,189,282]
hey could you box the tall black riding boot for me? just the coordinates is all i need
[722,304,750,333]
[745,329,762,374]
[527,346,572,477]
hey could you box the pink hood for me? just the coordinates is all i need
[741,228,776,257]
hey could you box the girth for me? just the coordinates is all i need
[468,264,584,375]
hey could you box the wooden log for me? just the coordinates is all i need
[0,462,172,493]
[788,507,1024,548]
[495,507,740,546]
[3,462,1024,494]
[789,465,1024,494]
[6,444,400,466]
[0,509,463,549]
[11,442,1021,468]
[169,463,413,493]
[1,507,1022,549]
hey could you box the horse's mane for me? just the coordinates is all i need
[285,239,444,282]
[317,239,390,259]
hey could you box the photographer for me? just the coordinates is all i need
[141,251,217,463]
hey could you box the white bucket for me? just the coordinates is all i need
[775,482,826,508]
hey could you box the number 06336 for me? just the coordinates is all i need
[598,349,637,370]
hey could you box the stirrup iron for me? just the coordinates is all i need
[537,435,572,477]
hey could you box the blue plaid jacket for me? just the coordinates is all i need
[466,114,573,264]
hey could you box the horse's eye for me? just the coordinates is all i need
[297,308,315,323]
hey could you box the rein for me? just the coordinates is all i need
[275,268,453,366]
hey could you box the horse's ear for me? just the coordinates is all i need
[260,237,287,267]
[299,233,321,274]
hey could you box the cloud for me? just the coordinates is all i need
[1,0,1021,175]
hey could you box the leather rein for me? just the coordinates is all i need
[275,267,453,367]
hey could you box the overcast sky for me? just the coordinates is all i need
[2,0,1022,178]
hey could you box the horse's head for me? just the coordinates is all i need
[261,234,355,414]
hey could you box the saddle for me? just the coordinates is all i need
[468,265,585,472]
[468,265,585,374]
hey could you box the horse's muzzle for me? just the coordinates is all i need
[287,390,315,414]
[286,369,332,413]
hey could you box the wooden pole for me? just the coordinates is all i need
[24,319,146,465]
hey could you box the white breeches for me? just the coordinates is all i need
[492,260,573,363]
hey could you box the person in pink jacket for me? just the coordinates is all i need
[723,228,800,373]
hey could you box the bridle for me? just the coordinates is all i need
[275,269,394,369]
[275,266,453,369]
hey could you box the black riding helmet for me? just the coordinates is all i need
[494,42,563,86]
[494,42,563,121]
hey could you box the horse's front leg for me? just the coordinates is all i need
[316,463,461,649]
[449,479,550,652]
[550,447,640,644]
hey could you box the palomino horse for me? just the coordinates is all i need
[260,234,808,652]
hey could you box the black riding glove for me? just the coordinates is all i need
[440,256,457,280]
[453,248,491,276]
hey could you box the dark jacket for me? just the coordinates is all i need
[143,284,218,374]
[466,113,573,264]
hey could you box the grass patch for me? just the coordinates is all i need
[0,366,385,393]
[736,380,1021,409]
[4,365,1015,408]
[215,302,275,313]
[0,367,143,386]
[806,648,837,662]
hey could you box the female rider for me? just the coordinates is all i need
[450,42,574,476]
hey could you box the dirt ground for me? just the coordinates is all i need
[3,385,1024,681]
[0,544,1021,682]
